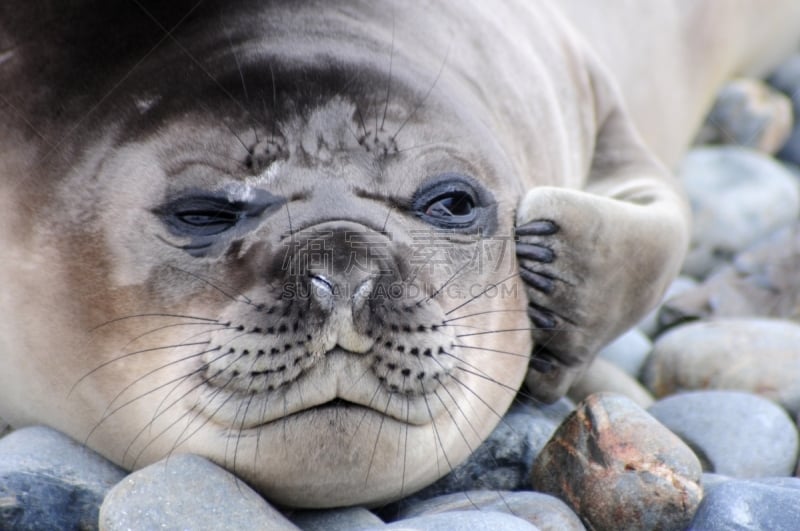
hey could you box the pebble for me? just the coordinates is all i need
[530,393,702,531]
[567,358,654,409]
[382,510,540,530]
[395,490,585,531]
[769,54,800,166]
[694,78,793,154]
[678,146,800,278]
[647,390,799,477]
[689,479,800,530]
[596,327,652,378]
[99,454,299,530]
[403,398,573,499]
[0,426,126,531]
[660,222,800,325]
[637,275,698,338]
[289,507,385,530]
[642,318,800,415]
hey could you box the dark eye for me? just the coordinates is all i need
[413,175,488,230]
[161,198,247,236]
[424,192,475,219]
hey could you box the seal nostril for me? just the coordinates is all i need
[310,274,334,294]
[309,274,335,312]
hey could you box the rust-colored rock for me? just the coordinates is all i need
[531,393,702,531]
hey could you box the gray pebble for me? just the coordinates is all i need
[678,146,800,278]
[381,510,540,530]
[403,399,573,500]
[568,357,654,408]
[643,318,800,415]
[648,390,799,477]
[689,480,800,530]
[289,507,385,530]
[660,223,800,326]
[694,78,793,154]
[597,328,652,378]
[0,426,126,531]
[99,453,298,530]
[638,276,698,338]
[395,490,584,531]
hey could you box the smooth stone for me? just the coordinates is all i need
[678,146,800,278]
[99,454,298,531]
[381,510,540,530]
[638,276,698,338]
[0,426,127,531]
[531,393,702,531]
[689,480,800,531]
[642,318,800,415]
[648,391,799,478]
[660,223,800,326]
[568,358,654,409]
[395,490,584,531]
[778,125,800,166]
[289,507,385,530]
[694,78,793,154]
[597,328,652,378]
[768,53,800,110]
[702,473,733,493]
[404,399,573,500]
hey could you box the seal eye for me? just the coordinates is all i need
[413,175,488,230]
[161,197,248,237]
[424,192,475,219]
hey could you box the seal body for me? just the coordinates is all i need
[1,0,799,507]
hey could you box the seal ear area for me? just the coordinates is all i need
[152,187,286,257]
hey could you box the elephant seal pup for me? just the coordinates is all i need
[1,0,799,508]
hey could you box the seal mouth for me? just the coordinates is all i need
[195,348,447,430]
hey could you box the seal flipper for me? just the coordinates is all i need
[516,91,690,403]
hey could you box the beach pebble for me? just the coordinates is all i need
[597,327,652,377]
[648,391,798,477]
[289,507,384,530]
[0,426,126,531]
[568,358,654,408]
[394,490,584,531]
[694,78,793,154]
[660,223,800,325]
[99,454,298,530]
[678,146,799,278]
[406,398,574,499]
[382,510,540,530]
[689,480,800,530]
[531,393,702,531]
[638,276,698,338]
[642,319,800,415]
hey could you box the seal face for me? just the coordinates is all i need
[0,1,541,507]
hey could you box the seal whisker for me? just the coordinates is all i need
[379,13,396,133]
[451,343,530,359]
[390,44,451,142]
[166,265,255,306]
[98,345,222,428]
[444,271,521,316]
[71,339,218,395]
[89,313,219,333]
[82,345,221,448]
[443,308,528,323]
[364,392,393,486]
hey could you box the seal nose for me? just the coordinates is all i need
[309,273,375,314]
